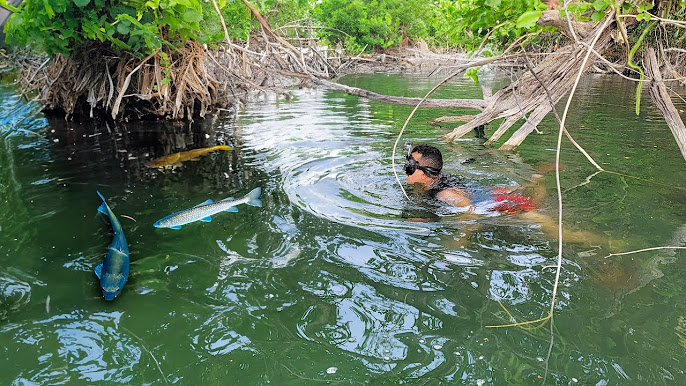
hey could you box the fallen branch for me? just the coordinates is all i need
[645,46,686,160]
[429,115,476,125]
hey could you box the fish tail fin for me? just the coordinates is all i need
[96,191,109,215]
[244,187,262,207]
[216,145,232,151]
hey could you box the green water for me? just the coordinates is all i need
[1,71,686,384]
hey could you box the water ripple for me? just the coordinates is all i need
[4,311,141,383]
[0,272,32,320]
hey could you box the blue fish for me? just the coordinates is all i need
[154,187,262,229]
[94,191,130,301]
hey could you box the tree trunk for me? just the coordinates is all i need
[645,47,686,161]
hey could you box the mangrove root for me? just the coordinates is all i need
[443,16,615,149]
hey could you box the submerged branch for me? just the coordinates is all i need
[604,246,686,258]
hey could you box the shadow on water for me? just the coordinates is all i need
[45,114,240,185]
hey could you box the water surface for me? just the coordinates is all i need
[1,71,686,384]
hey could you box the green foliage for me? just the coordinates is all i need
[464,66,480,83]
[4,0,684,60]
[2,0,255,56]
[439,0,548,54]
[259,0,313,29]
[312,0,440,52]
[516,10,543,29]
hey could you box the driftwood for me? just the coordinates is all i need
[443,16,615,149]
[429,115,476,125]
[645,47,686,160]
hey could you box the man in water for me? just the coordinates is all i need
[404,143,606,244]
[404,144,474,208]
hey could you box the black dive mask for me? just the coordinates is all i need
[404,143,440,177]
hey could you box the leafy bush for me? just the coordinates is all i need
[311,0,551,53]
[312,0,439,52]
[260,0,314,30]
[1,0,256,56]
[439,0,548,54]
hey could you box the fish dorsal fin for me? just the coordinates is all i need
[193,199,213,207]
[94,263,103,279]
[96,191,109,215]
[219,197,235,202]
[114,235,125,252]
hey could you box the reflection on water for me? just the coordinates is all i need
[1,74,686,384]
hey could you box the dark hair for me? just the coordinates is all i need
[411,144,443,174]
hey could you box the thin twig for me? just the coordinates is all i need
[520,44,604,171]
[563,170,603,192]
[604,246,686,258]
[110,51,158,118]
[474,22,508,57]
[210,0,231,43]
[120,326,169,385]
[618,13,686,28]
[550,13,614,318]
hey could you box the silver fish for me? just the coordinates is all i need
[153,187,262,229]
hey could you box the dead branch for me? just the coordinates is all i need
[645,47,686,160]
[429,115,476,125]
[443,16,616,149]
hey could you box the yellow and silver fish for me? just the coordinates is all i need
[146,145,231,168]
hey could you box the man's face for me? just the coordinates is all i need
[405,152,433,186]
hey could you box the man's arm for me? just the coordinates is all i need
[436,187,473,208]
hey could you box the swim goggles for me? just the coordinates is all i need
[404,143,440,177]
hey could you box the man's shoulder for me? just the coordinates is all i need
[436,186,471,207]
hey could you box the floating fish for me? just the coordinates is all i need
[94,191,130,301]
[153,187,262,230]
[145,145,231,168]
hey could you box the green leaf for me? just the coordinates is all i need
[636,13,652,22]
[73,0,91,8]
[0,0,20,12]
[169,0,193,8]
[104,22,115,36]
[591,11,605,22]
[515,10,542,29]
[43,0,55,19]
[637,3,654,12]
[116,22,130,34]
[485,0,501,8]
[591,0,609,12]
[464,67,480,83]
[182,8,202,23]
[109,36,131,50]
